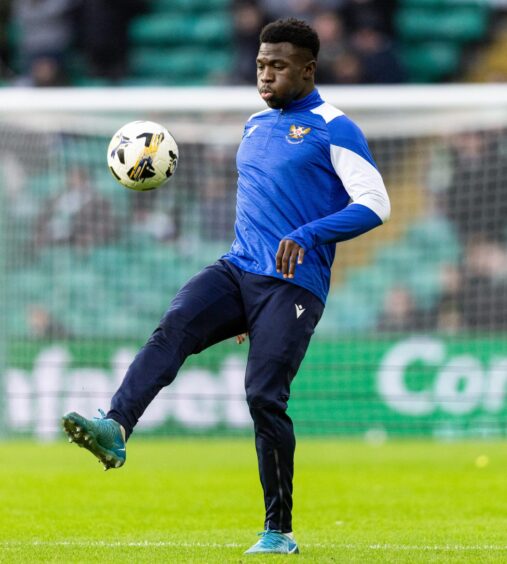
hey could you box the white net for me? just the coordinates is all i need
[2,85,507,439]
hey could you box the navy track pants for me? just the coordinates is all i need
[107,259,324,533]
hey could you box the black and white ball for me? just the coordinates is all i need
[107,121,178,191]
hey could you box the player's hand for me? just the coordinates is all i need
[236,333,248,345]
[276,239,305,279]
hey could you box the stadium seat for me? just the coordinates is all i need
[395,1,491,81]
[72,77,115,87]
[151,0,230,12]
[401,42,461,82]
[9,269,51,301]
[399,0,487,6]
[129,13,232,47]
[130,48,231,79]
[322,213,463,332]
[404,217,461,263]
[346,267,397,297]
[6,20,21,74]
[26,171,63,199]
[405,262,445,308]
[396,7,489,42]
[320,288,381,334]
[119,76,177,86]
[128,7,232,85]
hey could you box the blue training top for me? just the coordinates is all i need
[223,88,390,304]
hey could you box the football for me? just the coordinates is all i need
[107,120,178,191]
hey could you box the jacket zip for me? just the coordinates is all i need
[263,109,284,152]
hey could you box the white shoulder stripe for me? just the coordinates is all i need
[247,108,271,122]
[311,102,344,124]
[330,145,391,222]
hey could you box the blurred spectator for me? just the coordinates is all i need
[341,0,397,36]
[26,56,69,87]
[199,144,237,241]
[0,0,13,80]
[312,10,348,83]
[27,303,69,339]
[34,167,119,250]
[130,191,179,243]
[329,50,364,84]
[231,1,267,84]
[1,147,35,220]
[261,0,345,22]
[458,239,507,331]
[377,286,430,333]
[12,0,79,85]
[430,131,507,245]
[424,241,507,333]
[431,264,464,334]
[349,23,405,84]
[247,1,404,86]
[76,0,147,81]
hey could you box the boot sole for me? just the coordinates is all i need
[62,412,125,470]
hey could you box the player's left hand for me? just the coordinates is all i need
[276,239,305,279]
[236,333,248,345]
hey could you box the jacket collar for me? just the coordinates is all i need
[282,88,322,112]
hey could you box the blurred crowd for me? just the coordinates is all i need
[2,1,507,339]
[0,0,148,86]
[7,127,507,339]
[231,0,405,85]
[377,129,507,334]
[0,0,406,87]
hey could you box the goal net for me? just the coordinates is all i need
[2,84,507,440]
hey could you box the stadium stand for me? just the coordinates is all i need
[1,3,506,338]
[395,0,491,82]
[320,216,462,334]
[128,0,233,85]
[1,0,502,85]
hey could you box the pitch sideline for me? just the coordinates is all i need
[1,541,507,551]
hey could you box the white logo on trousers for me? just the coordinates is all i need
[295,304,306,319]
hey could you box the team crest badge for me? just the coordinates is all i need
[286,124,311,144]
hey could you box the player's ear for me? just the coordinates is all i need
[302,60,316,80]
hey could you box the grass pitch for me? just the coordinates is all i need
[0,438,506,563]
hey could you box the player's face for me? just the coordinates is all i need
[256,42,316,109]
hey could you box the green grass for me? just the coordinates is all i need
[1,439,506,562]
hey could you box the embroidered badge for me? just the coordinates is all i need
[286,124,311,144]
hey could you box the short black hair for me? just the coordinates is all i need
[259,18,320,59]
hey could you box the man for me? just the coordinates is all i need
[62,18,390,555]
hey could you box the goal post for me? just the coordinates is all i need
[2,84,507,440]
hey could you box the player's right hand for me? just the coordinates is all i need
[276,239,305,279]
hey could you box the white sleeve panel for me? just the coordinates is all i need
[330,144,391,222]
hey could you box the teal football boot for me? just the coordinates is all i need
[62,409,126,470]
[244,530,299,555]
